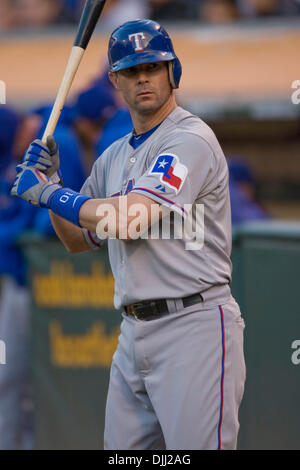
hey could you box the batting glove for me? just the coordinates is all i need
[22,136,62,180]
[11,164,61,208]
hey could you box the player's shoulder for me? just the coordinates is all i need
[164,106,223,156]
[167,107,217,140]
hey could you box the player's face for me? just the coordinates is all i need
[110,62,172,115]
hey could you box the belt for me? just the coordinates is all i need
[125,293,203,321]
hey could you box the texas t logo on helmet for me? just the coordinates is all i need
[108,19,182,89]
[129,32,146,52]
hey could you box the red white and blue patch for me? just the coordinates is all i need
[149,154,187,194]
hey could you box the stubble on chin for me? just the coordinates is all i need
[135,102,160,115]
[134,93,170,115]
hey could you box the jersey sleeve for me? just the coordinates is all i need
[80,156,106,250]
[130,132,214,217]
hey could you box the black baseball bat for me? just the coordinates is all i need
[42,0,108,146]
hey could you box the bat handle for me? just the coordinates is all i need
[42,46,85,143]
[42,46,84,182]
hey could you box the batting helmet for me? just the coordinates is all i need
[108,19,182,89]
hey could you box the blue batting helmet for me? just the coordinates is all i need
[108,19,182,89]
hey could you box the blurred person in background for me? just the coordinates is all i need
[235,0,300,17]
[149,0,199,20]
[14,104,87,237]
[14,105,86,191]
[15,0,62,28]
[96,0,150,31]
[94,67,133,155]
[228,157,269,225]
[73,82,119,174]
[0,0,17,31]
[14,72,125,177]
[13,78,122,236]
[96,99,133,156]
[61,0,83,22]
[0,106,37,450]
[200,0,239,24]
[62,0,150,29]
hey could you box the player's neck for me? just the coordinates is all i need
[132,94,177,135]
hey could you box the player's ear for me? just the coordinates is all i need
[109,72,120,91]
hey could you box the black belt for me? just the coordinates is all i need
[125,293,203,321]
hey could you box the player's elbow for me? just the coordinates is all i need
[64,243,84,253]
[62,242,81,253]
[60,237,91,254]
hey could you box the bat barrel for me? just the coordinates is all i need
[74,0,107,49]
[42,0,107,144]
[41,0,107,182]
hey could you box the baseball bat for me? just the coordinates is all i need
[42,0,107,145]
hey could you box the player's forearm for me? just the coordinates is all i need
[49,210,90,253]
[78,194,160,240]
[79,197,126,238]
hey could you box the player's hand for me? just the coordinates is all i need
[11,164,61,208]
[22,136,61,179]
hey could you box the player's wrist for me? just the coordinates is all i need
[47,188,91,227]
[39,183,63,208]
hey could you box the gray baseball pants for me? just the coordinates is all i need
[104,295,246,450]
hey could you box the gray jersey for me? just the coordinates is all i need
[81,107,232,309]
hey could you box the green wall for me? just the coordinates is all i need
[233,222,300,450]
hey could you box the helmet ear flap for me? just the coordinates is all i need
[168,58,182,89]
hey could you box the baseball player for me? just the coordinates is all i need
[11,19,246,450]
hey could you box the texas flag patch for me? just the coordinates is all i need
[150,154,188,194]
